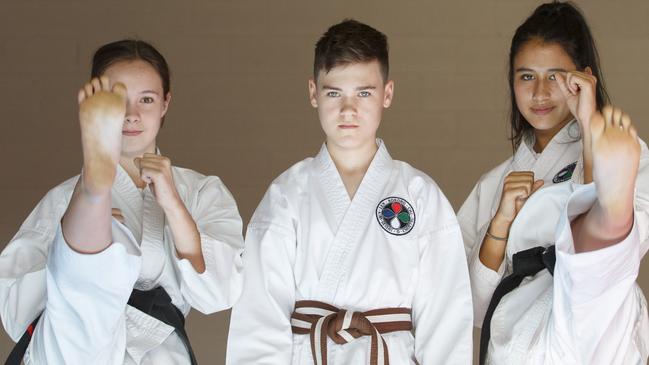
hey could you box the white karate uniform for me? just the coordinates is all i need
[458,120,649,364]
[0,164,245,364]
[227,140,473,365]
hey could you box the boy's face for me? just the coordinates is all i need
[309,60,393,151]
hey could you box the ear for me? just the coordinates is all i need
[584,66,593,75]
[382,80,394,108]
[308,79,318,108]
[161,92,172,118]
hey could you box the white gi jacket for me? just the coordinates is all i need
[458,120,649,364]
[0,164,245,364]
[227,140,473,365]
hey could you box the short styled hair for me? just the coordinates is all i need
[313,19,389,82]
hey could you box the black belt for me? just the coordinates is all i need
[5,287,197,365]
[479,245,556,365]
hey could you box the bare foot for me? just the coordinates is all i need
[590,106,640,223]
[78,76,127,195]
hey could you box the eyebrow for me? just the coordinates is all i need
[321,85,377,91]
[140,90,161,95]
[515,67,568,73]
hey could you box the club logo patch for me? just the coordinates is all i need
[376,197,415,236]
[552,162,577,183]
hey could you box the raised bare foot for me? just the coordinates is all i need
[78,76,127,195]
[590,106,640,224]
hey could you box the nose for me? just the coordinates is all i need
[532,79,550,103]
[124,100,140,124]
[340,96,357,119]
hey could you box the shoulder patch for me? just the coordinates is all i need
[552,162,577,183]
[376,197,416,236]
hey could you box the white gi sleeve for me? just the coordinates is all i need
[171,176,244,314]
[551,182,649,365]
[29,221,141,365]
[226,183,297,365]
[457,179,506,326]
[0,185,70,341]
[413,187,473,364]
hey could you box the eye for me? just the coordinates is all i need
[358,91,371,97]
[140,96,155,104]
[520,74,534,81]
[548,74,557,81]
[325,91,340,97]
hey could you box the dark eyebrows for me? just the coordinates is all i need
[321,85,341,91]
[320,85,377,91]
[515,67,568,73]
[140,90,161,95]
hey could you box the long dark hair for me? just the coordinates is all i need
[508,1,609,150]
[91,39,170,97]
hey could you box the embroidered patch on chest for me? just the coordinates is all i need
[376,197,416,236]
[552,162,577,183]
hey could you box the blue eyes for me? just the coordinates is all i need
[325,91,371,97]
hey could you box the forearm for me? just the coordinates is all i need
[582,132,593,184]
[479,217,511,271]
[164,199,205,273]
[61,177,113,254]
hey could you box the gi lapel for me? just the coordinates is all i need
[111,163,166,290]
[316,140,393,303]
[138,186,166,290]
[112,166,144,243]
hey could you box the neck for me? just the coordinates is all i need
[326,139,378,199]
[327,139,378,174]
[533,118,572,153]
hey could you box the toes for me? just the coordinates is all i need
[78,88,86,104]
[100,76,110,91]
[83,82,93,98]
[629,125,639,140]
[621,112,632,131]
[91,78,102,94]
[112,82,127,97]
[612,107,623,128]
[602,106,613,129]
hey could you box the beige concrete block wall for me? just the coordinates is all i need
[0,1,647,363]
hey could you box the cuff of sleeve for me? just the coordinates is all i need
[555,182,640,303]
[469,239,505,326]
[174,232,243,314]
[49,222,141,295]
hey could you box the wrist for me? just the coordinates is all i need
[490,214,512,236]
[160,193,185,215]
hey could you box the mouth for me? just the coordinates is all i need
[338,124,359,129]
[122,130,143,136]
[530,106,555,115]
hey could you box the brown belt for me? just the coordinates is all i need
[290,300,412,365]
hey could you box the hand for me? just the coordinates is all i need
[555,69,597,129]
[134,153,181,211]
[494,171,544,224]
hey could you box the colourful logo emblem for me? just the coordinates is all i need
[376,197,415,236]
[552,162,577,183]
